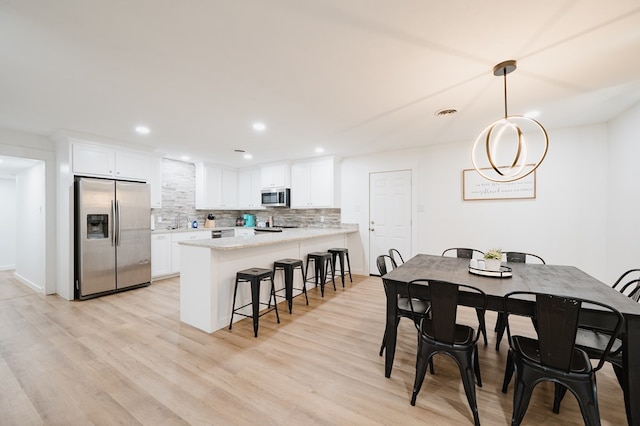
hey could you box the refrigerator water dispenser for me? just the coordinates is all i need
[87,214,109,239]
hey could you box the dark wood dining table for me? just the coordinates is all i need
[382,254,640,426]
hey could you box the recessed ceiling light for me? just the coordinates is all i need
[181,155,190,161]
[135,125,150,134]
[315,147,324,154]
[252,122,266,132]
[243,153,253,160]
[524,110,541,118]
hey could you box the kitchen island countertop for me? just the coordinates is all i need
[178,226,358,250]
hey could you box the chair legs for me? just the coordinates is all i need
[506,351,601,426]
[411,342,481,426]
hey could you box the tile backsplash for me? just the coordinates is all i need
[151,158,341,229]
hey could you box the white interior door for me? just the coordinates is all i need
[369,170,412,275]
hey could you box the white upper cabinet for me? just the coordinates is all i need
[291,157,340,208]
[72,142,150,181]
[148,156,163,208]
[195,163,238,209]
[238,168,264,209]
[261,163,290,188]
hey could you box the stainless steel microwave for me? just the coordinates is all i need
[261,187,290,207]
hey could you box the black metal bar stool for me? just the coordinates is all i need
[229,267,280,337]
[328,248,352,287]
[305,252,336,297]
[273,258,308,314]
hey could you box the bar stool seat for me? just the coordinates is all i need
[273,258,308,314]
[328,248,352,287]
[229,267,280,337]
[305,252,336,297]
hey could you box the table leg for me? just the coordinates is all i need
[623,315,640,425]
[384,282,398,378]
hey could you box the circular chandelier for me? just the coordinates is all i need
[471,60,549,182]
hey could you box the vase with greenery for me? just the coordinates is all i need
[484,248,503,271]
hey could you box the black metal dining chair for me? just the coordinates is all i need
[494,251,546,351]
[569,268,640,396]
[441,248,488,346]
[377,255,430,357]
[501,291,623,426]
[407,279,486,426]
[503,251,546,265]
[388,248,405,266]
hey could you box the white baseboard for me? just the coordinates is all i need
[13,272,44,293]
[0,265,16,271]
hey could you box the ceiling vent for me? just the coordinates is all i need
[435,108,458,117]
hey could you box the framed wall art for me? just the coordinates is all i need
[462,168,536,201]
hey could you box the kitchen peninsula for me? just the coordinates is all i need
[178,226,358,333]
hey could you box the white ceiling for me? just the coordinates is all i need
[1,0,640,168]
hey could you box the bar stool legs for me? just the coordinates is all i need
[305,252,336,297]
[229,267,280,337]
[273,258,308,314]
[328,248,352,287]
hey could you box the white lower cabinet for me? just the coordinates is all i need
[151,234,172,277]
[152,231,212,278]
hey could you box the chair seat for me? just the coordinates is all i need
[421,320,476,346]
[512,335,592,374]
[575,327,623,357]
[398,297,429,314]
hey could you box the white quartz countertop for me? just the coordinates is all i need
[152,226,238,233]
[178,226,358,250]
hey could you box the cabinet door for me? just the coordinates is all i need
[261,163,290,188]
[221,169,238,209]
[72,144,115,177]
[151,234,172,277]
[115,150,150,181]
[291,158,335,208]
[195,163,222,209]
[290,163,311,207]
[149,156,162,208]
[238,169,263,209]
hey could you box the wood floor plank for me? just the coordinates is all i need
[0,270,627,425]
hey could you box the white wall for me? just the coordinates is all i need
[15,163,46,290]
[342,123,610,282]
[0,178,17,270]
[0,127,56,294]
[607,102,640,283]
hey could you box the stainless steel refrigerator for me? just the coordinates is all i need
[75,177,151,299]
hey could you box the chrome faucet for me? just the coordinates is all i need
[176,212,190,229]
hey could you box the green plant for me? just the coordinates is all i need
[484,248,502,260]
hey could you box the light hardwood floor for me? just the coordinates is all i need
[0,270,627,425]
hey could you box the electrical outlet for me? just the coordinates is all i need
[320,216,325,222]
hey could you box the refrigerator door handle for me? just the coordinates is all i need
[116,200,121,246]
[111,200,116,246]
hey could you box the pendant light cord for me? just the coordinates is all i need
[503,68,508,118]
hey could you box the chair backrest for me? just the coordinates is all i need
[504,291,624,372]
[613,269,640,302]
[407,279,486,345]
[441,248,484,259]
[504,251,546,264]
[376,254,397,276]
[388,248,405,265]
